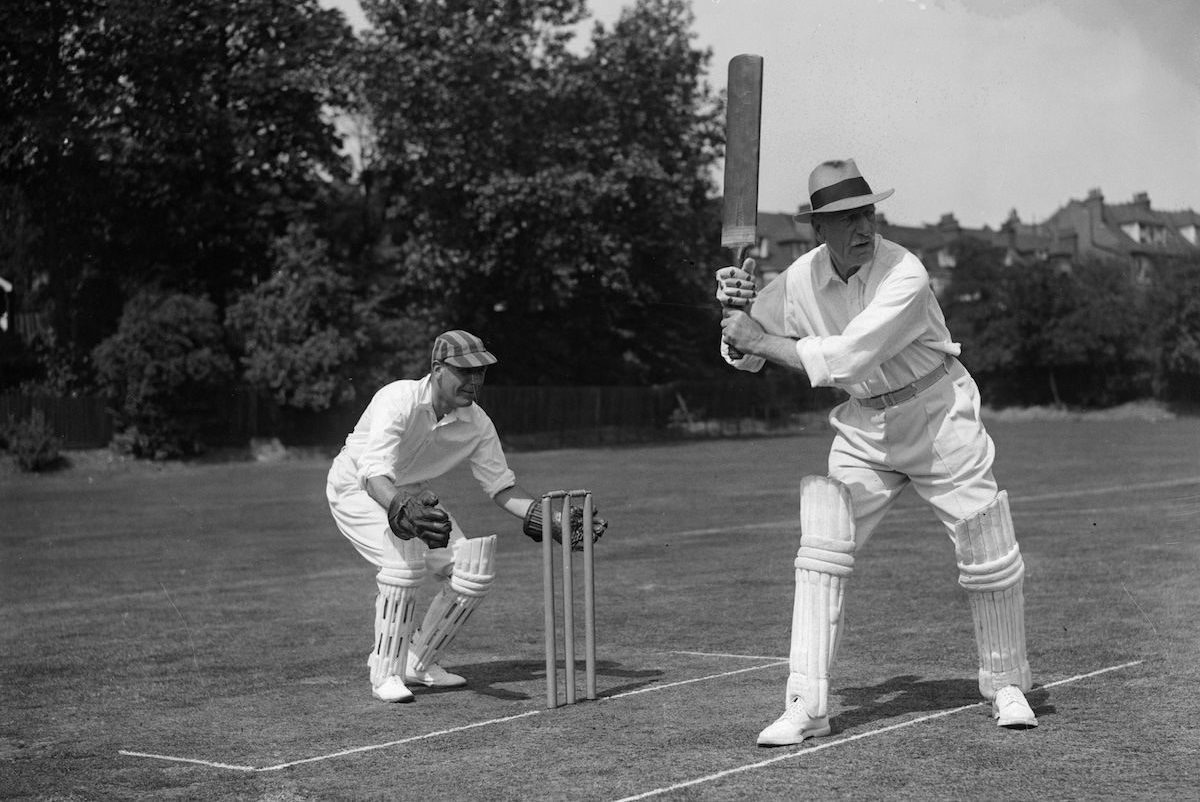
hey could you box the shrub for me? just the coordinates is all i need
[225,224,362,412]
[3,410,64,472]
[92,290,235,459]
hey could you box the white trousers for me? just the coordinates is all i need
[827,358,999,547]
[325,453,463,581]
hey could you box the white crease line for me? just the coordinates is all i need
[670,650,786,661]
[613,659,1145,802]
[604,662,788,701]
[255,710,543,772]
[118,660,787,772]
[116,751,256,772]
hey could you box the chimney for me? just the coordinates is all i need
[937,213,960,235]
[1132,191,1150,210]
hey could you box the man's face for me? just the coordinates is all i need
[433,362,487,411]
[814,205,878,275]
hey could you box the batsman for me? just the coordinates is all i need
[326,330,607,703]
[718,153,1038,743]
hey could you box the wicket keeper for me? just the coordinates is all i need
[717,160,1038,745]
[326,330,607,703]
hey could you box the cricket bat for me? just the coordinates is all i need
[721,54,763,359]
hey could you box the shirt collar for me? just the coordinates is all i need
[417,373,471,423]
[815,234,880,287]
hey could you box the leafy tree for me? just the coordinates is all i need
[92,290,234,458]
[0,0,121,388]
[357,0,724,385]
[1,0,359,386]
[85,0,358,297]
[947,244,1153,407]
[1040,259,1148,406]
[1145,256,1200,402]
[225,223,362,411]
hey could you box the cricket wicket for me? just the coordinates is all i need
[542,490,596,709]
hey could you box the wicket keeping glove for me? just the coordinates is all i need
[388,490,452,549]
[522,500,608,552]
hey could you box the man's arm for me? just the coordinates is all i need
[799,255,933,384]
[367,475,452,549]
[366,475,400,511]
[494,485,609,551]
[716,257,806,375]
[721,310,808,374]
[493,485,537,519]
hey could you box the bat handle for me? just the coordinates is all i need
[725,245,754,360]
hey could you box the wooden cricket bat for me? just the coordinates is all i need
[722,54,763,359]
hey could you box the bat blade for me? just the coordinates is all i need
[721,53,764,258]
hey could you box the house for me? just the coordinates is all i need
[747,189,1199,297]
[747,209,1001,299]
[1042,189,1200,282]
[745,211,816,285]
[990,210,1073,271]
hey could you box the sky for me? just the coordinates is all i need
[321,0,1200,229]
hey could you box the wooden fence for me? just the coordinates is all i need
[1,375,836,452]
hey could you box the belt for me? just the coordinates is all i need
[857,360,951,409]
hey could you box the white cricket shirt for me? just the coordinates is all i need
[339,375,516,497]
[725,235,961,399]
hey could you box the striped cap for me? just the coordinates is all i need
[431,330,497,368]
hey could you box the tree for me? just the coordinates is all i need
[225,223,362,411]
[1040,259,1148,406]
[92,290,234,458]
[0,0,120,388]
[946,244,1153,407]
[1145,256,1200,403]
[357,0,724,384]
[1,0,359,387]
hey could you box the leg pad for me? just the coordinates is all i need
[954,492,1032,699]
[410,535,497,671]
[787,476,856,718]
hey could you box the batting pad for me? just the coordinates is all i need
[787,476,856,718]
[953,491,1033,700]
[370,561,425,687]
[410,534,497,671]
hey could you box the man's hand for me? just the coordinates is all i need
[387,490,452,549]
[721,309,766,356]
[522,500,608,552]
[715,258,757,309]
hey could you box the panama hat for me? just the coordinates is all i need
[431,330,497,368]
[794,159,893,221]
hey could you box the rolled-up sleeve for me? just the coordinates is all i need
[799,261,930,386]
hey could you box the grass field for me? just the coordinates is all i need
[2,416,1199,800]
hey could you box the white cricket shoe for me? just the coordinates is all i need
[756,697,832,747]
[372,675,414,703]
[993,685,1038,728]
[405,654,467,688]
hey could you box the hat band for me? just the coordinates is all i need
[809,176,874,212]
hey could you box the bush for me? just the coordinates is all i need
[92,290,235,459]
[3,410,64,472]
[225,224,362,412]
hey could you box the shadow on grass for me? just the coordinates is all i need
[833,675,1055,731]
[442,659,665,701]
